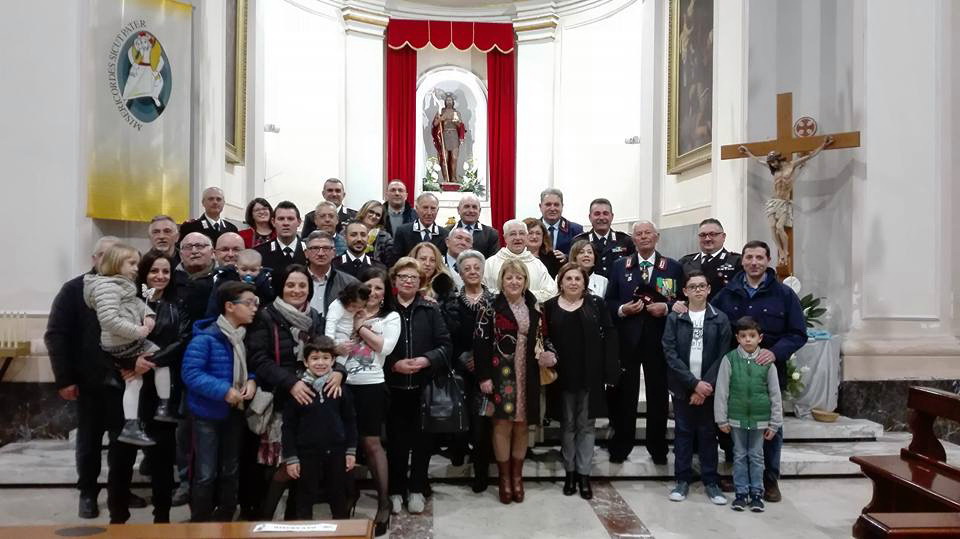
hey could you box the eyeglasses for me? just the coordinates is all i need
[685,283,709,291]
[698,232,723,239]
[395,274,420,282]
[306,245,334,252]
[182,243,211,251]
[231,297,260,308]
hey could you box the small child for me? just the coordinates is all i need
[205,249,274,317]
[714,316,783,513]
[83,243,161,447]
[283,337,358,520]
[324,282,371,364]
[663,271,731,505]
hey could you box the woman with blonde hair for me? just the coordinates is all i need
[408,241,457,302]
[356,200,394,265]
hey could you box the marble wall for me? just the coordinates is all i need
[0,383,74,446]
[840,381,960,444]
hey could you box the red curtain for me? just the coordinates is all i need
[487,48,516,234]
[385,45,417,203]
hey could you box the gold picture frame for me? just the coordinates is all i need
[666,0,713,174]
[225,0,248,164]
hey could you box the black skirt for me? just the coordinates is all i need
[349,382,389,437]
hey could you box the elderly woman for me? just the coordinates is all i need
[239,198,276,248]
[355,200,395,265]
[474,260,557,504]
[441,249,495,492]
[542,263,619,500]
[483,219,558,303]
[244,264,347,520]
[314,201,347,257]
[408,241,457,303]
[384,257,451,516]
[523,218,564,278]
[569,239,609,298]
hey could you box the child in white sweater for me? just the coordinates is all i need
[83,243,161,447]
[324,282,371,365]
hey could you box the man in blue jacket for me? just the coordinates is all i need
[712,240,806,504]
[181,281,259,522]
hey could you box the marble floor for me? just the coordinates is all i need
[0,478,871,538]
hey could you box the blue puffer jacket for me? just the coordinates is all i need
[181,317,254,420]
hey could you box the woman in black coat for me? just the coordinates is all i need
[542,263,619,500]
[384,256,452,516]
[108,249,190,524]
[244,264,346,519]
[474,259,556,505]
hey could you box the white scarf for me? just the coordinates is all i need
[216,315,247,407]
[272,297,315,364]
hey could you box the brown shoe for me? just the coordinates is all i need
[510,458,525,503]
[719,478,735,493]
[496,461,512,504]
[763,480,782,502]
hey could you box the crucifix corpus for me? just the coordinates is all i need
[721,92,860,279]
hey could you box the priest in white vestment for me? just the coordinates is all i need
[484,219,558,303]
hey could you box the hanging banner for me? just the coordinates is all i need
[86,0,192,222]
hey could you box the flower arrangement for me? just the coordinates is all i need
[799,293,827,327]
[422,156,442,192]
[421,156,486,196]
[459,158,486,197]
[784,355,810,399]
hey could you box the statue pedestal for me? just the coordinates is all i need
[440,182,461,192]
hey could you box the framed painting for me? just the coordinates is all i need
[667,0,713,174]
[225,0,248,164]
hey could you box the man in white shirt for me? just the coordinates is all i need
[255,201,307,272]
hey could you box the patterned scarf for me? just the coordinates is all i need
[301,370,332,403]
[216,315,247,408]
[272,296,314,364]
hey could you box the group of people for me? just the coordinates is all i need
[45,177,806,531]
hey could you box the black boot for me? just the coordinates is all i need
[578,474,593,500]
[562,471,577,496]
[79,494,99,519]
[153,399,178,423]
[117,419,156,447]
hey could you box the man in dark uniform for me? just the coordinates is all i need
[302,178,358,237]
[678,218,742,301]
[178,187,238,246]
[573,198,634,277]
[391,192,449,261]
[257,201,308,272]
[334,222,385,278]
[539,187,583,255]
[605,221,683,464]
[446,193,499,259]
[381,180,418,236]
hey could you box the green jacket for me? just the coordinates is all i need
[714,347,783,431]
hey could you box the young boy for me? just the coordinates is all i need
[181,281,259,522]
[283,336,358,520]
[663,271,732,505]
[714,316,783,513]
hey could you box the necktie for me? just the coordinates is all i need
[213,222,221,232]
[422,230,431,241]
[354,258,364,270]
[548,225,557,246]
[283,247,293,258]
[640,261,653,283]
[599,236,608,249]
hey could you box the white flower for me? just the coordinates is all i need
[791,372,801,381]
[432,163,441,172]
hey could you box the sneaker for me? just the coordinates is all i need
[731,494,748,512]
[389,495,403,515]
[668,481,689,502]
[705,484,728,505]
[407,493,425,514]
[117,419,156,447]
[750,495,765,512]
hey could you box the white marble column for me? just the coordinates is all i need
[513,9,560,220]
[342,0,388,207]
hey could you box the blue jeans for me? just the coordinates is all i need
[672,394,718,485]
[763,426,783,482]
[191,411,244,522]
[730,427,764,497]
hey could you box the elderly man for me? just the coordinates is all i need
[605,221,683,464]
[447,194,499,258]
[391,192,449,260]
[179,187,238,245]
[483,219,558,303]
[213,232,245,267]
[302,178,358,238]
[333,222,385,278]
[573,198,634,277]
[312,201,347,256]
[305,230,359,318]
[256,201,307,272]
[382,180,418,236]
[539,188,583,255]
[712,240,805,503]
[678,219,742,302]
[444,227,473,272]
[149,215,181,267]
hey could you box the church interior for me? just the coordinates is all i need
[1,0,960,537]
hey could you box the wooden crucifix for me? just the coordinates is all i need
[721,92,860,279]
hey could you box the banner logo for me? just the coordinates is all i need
[108,21,172,129]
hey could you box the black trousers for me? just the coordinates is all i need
[608,341,669,460]
[107,419,177,523]
[295,448,349,520]
[237,426,266,518]
[386,388,432,495]
[466,385,492,480]
[76,384,124,497]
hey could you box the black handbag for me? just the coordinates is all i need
[421,368,469,434]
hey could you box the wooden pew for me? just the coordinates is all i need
[850,386,960,538]
[0,519,373,539]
